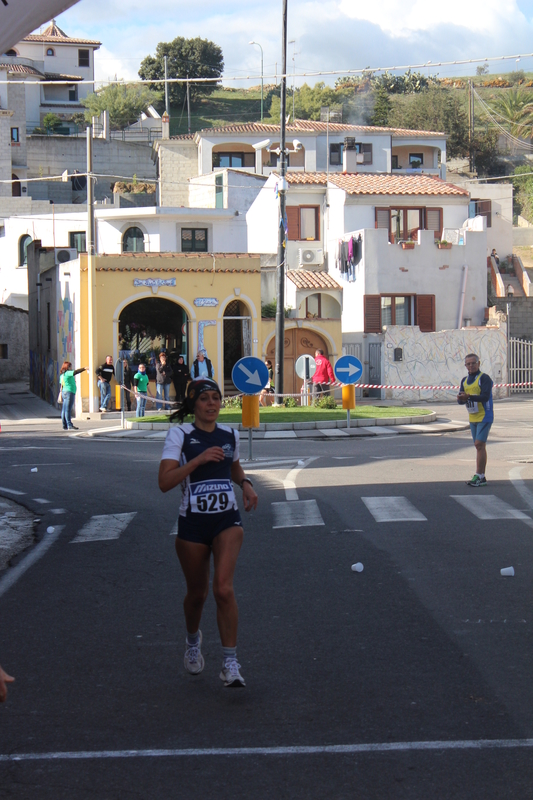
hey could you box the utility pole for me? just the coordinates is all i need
[468,80,475,173]
[86,125,97,412]
[187,73,191,134]
[274,0,288,403]
[164,55,169,115]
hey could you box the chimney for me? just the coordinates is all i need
[161,112,170,140]
[342,136,357,173]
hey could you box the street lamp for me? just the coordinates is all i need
[249,41,264,122]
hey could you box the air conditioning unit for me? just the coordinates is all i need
[299,248,324,267]
[55,247,78,264]
[356,153,365,164]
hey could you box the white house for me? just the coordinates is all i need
[2,20,100,132]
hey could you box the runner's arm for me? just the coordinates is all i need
[231,461,258,511]
[159,447,226,492]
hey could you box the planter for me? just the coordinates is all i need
[401,242,415,250]
[437,242,452,250]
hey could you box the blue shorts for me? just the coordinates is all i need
[470,420,492,443]
[177,510,243,546]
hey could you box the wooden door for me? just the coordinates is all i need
[266,327,330,398]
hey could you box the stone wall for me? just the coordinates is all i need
[0,304,29,381]
[493,297,533,340]
[158,141,198,207]
[382,324,507,402]
[27,135,157,202]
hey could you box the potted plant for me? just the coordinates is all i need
[401,240,415,250]
[436,240,452,249]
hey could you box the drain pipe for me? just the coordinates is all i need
[457,265,468,328]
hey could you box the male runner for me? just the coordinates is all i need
[457,353,494,487]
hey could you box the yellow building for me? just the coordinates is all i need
[28,247,342,411]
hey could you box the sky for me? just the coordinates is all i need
[41,0,533,88]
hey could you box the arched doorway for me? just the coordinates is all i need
[223,299,251,394]
[265,327,330,397]
[118,297,189,390]
[12,174,21,197]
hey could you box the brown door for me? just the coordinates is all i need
[266,327,330,397]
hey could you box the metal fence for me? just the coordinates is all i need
[509,337,533,393]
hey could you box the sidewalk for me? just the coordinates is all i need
[0,380,470,439]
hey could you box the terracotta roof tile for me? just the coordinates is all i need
[23,21,100,46]
[45,72,83,81]
[0,62,44,77]
[287,270,342,290]
[285,172,329,185]
[329,173,469,197]
[171,119,445,140]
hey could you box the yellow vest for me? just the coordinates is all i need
[463,373,486,423]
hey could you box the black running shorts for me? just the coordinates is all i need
[177,510,243,546]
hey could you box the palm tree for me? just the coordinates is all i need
[490,89,533,141]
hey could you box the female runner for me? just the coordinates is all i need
[158,377,258,687]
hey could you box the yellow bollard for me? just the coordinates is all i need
[115,384,122,411]
[242,394,260,428]
[342,384,356,409]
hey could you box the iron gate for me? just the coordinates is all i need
[368,342,382,398]
[509,337,533,393]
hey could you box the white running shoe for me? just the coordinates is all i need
[184,631,204,675]
[219,658,246,687]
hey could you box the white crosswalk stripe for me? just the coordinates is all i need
[451,495,532,521]
[71,513,137,543]
[271,500,325,529]
[362,496,428,523]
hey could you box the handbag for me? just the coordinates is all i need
[57,390,63,404]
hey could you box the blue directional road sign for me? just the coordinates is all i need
[232,356,270,395]
[334,354,363,384]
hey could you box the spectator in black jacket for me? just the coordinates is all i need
[155,352,173,411]
[98,355,114,412]
[172,355,190,403]
[122,359,134,411]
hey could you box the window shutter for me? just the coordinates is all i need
[287,206,300,240]
[375,208,389,229]
[364,295,382,333]
[426,208,442,240]
[416,295,436,332]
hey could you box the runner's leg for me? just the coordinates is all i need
[211,526,243,647]
[475,440,487,475]
[175,538,211,634]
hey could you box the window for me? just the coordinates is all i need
[375,206,442,242]
[68,85,78,102]
[330,143,343,166]
[364,294,435,333]
[391,155,399,170]
[287,206,319,241]
[78,49,90,68]
[5,50,17,57]
[46,48,55,56]
[409,153,424,168]
[469,199,492,228]
[212,152,255,169]
[11,128,19,143]
[306,294,321,318]
[122,227,145,253]
[19,234,31,266]
[0,344,7,359]
[215,174,223,209]
[181,228,207,252]
[69,231,86,253]
[356,143,372,164]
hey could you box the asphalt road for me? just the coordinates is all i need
[1,399,533,799]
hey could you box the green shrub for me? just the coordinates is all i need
[223,394,242,409]
[283,397,298,408]
[313,395,338,409]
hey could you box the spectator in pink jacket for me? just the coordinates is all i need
[312,349,335,398]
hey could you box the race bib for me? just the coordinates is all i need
[466,398,479,415]
[189,479,235,514]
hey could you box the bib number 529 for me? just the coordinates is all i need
[196,492,229,513]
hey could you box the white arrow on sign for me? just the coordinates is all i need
[238,362,263,386]
[337,364,361,377]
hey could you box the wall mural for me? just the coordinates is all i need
[198,320,217,353]
[58,286,75,364]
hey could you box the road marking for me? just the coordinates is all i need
[451,495,531,521]
[0,527,64,599]
[71,513,137,543]
[271,500,325,529]
[33,498,51,504]
[282,457,319,501]
[362,496,428,523]
[2,738,533,762]
[49,509,66,515]
[11,463,73,467]
[509,466,533,512]
[170,518,178,536]
[0,486,25,496]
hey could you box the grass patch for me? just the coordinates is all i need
[138,405,430,424]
